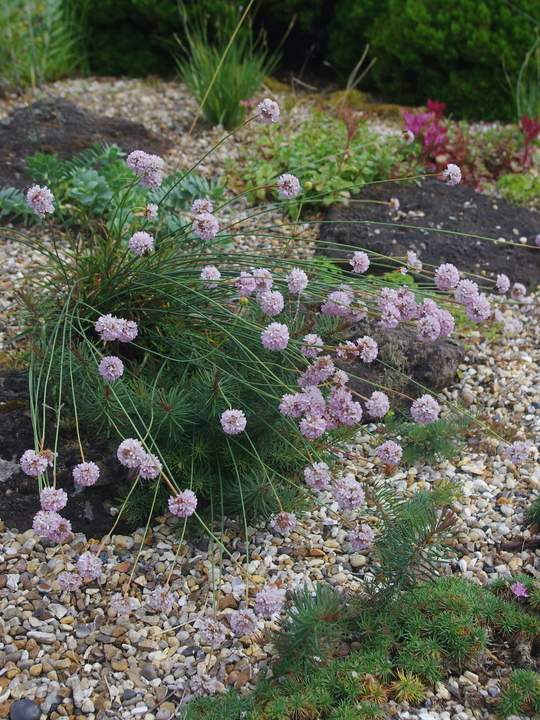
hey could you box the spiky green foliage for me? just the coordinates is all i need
[273,583,350,674]
[178,690,255,720]
[497,669,540,718]
[382,409,473,464]
[527,492,540,525]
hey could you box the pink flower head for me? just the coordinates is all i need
[110,593,140,615]
[116,319,138,343]
[168,489,198,517]
[234,271,256,297]
[253,585,286,616]
[198,618,227,646]
[496,274,510,294]
[144,203,158,220]
[442,163,461,186]
[304,462,331,489]
[435,263,460,290]
[505,440,532,464]
[191,198,214,215]
[72,461,100,487]
[378,440,403,465]
[253,268,274,293]
[141,171,163,190]
[193,213,219,241]
[256,98,280,124]
[466,295,491,322]
[259,290,284,316]
[269,511,296,535]
[33,510,71,542]
[200,265,221,288]
[365,391,390,418]
[321,290,351,316]
[98,356,124,382]
[229,608,258,636]
[299,414,326,438]
[148,586,175,613]
[94,314,123,342]
[286,268,308,294]
[356,336,378,363]
[279,392,306,418]
[333,369,349,386]
[300,334,324,358]
[437,309,455,336]
[129,231,154,256]
[77,551,103,580]
[327,386,363,425]
[261,322,289,350]
[405,251,422,270]
[416,314,441,342]
[27,185,55,218]
[379,305,401,329]
[40,487,68,512]
[20,449,49,477]
[138,452,162,480]
[333,476,365,510]
[277,173,301,199]
[126,150,164,188]
[454,279,479,307]
[117,439,144,468]
[301,386,326,416]
[410,395,441,424]
[57,571,83,592]
[220,409,247,435]
[47,514,72,543]
[348,524,375,551]
[511,581,529,598]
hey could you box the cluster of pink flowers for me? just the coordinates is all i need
[365,391,390,418]
[269,511,297,535]
[347,524,375,550]
[256,98,280,124]
[190,198,220,240]
[505,440,532,464]
[405,251,422,270]
[126,150,164,189]
[20,448,54,477]
[434,263,460,290]
[452,279,491,322]
[98,356,124,382]
[117,438,162,479]
[410,394,441,424]
[77,551,103,580]
[304,461,332,489]
[110,593,140,615]
[277,173,301,200]
[416,298,455,342]
[33,510,72,543]
[377,440,403,466]
[356,336,378,363]
[200,265,221,288]
[198,618,227,646]
[40,487,67,512]
[261,322,289,350]
[349,251,370,274]
[95,314,138,342]
[129,231,154,256]
[286,268,308,294]
[27,185,55,218]
[73,461,100,487]
[333,475,365,510]
[253,585,286,616]
[168,489,198,518]
[300,333,324,358]
[376,287,423,330]
[496,274,510,294]
[220,409,247,434]
[229,608,258,636]
[148,585,176,613]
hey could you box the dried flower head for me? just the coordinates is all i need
[144,203,158,220]
[198,618,227,646]
[110,593,140,615]
[147,585,175,614]
[57,571,83,592]
[26,184,55,218]
[389,197,400,212]
[511,282,527,301]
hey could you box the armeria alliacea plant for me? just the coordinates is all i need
[4,93,535,686]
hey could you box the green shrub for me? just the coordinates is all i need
[327,0,540,121]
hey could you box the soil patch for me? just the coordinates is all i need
[318,177,540,289]
[0,97,173,190]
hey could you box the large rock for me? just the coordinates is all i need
[318,178,540,288]
[0,97,173,190]
[337,317,465,415]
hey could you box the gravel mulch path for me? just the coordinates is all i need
[1,78,540,720]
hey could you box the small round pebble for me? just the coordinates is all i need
[10,699,41,720]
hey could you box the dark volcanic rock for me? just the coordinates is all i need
[318,177,540,288]
[0,97,173,190]
[338,317,465,413]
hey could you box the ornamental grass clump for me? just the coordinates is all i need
[4,93,534,690]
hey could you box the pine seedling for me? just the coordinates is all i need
[389,670,428,704]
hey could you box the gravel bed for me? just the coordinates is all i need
[1,78,540,720]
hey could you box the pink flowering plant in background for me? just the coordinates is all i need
[5,93,536,664]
